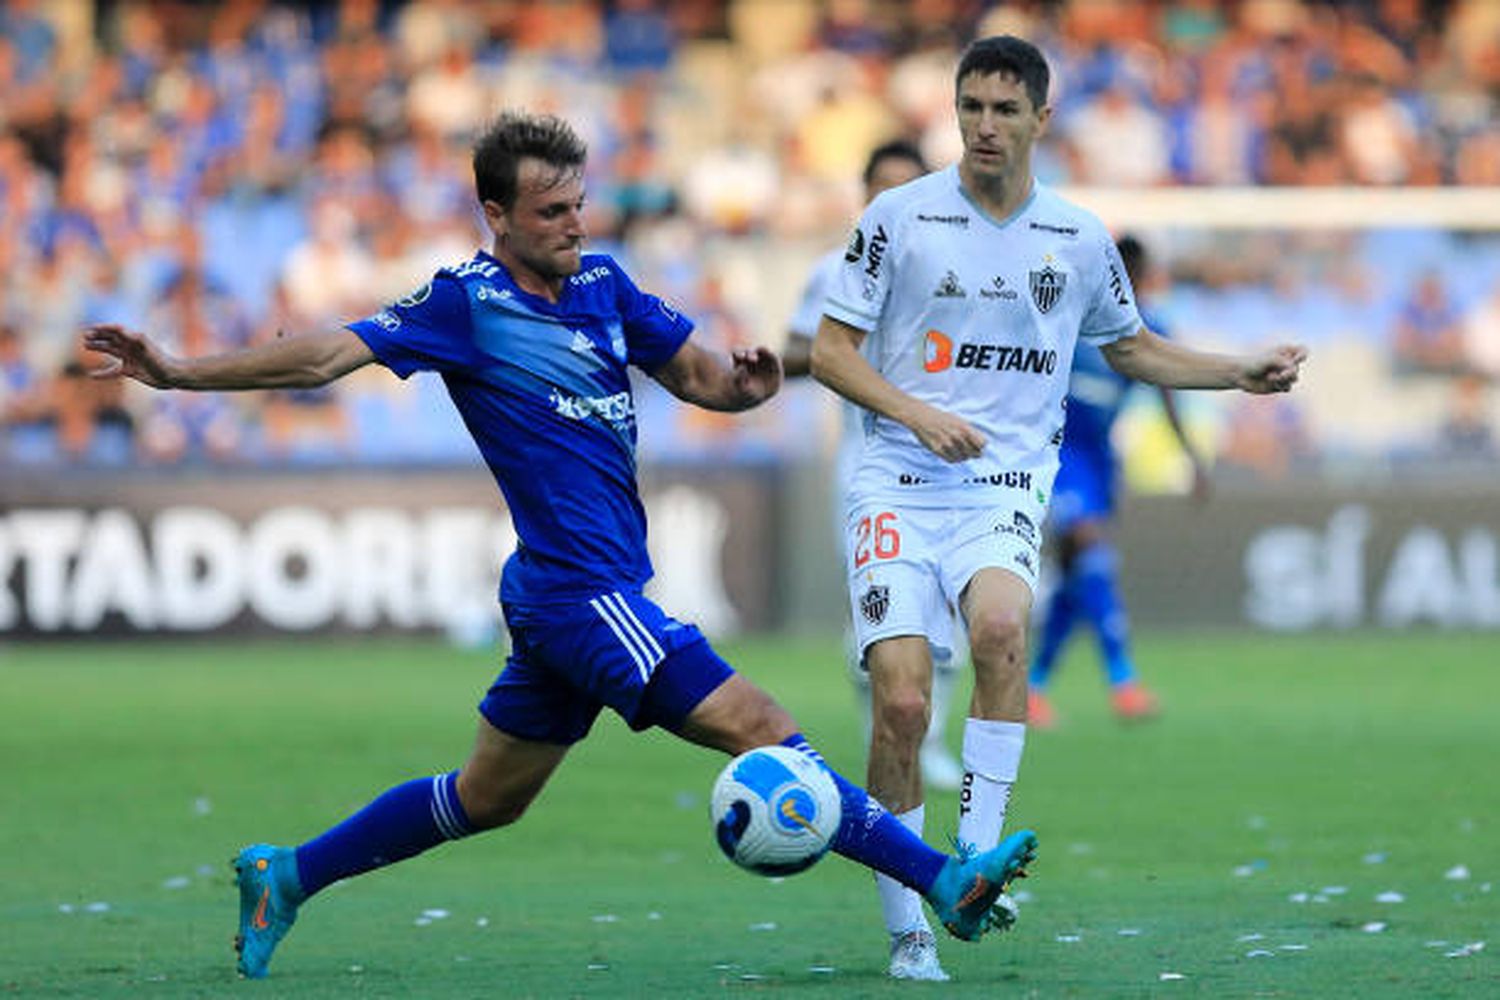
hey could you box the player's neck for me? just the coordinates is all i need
[491,243,566,302]
[957,160,1034,222]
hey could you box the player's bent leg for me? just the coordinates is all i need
[674,672,798,754]
[456,717,571,829]
[961,568,1033,723]
[233,718,568,979]
[950,567,1034,912]
[866,635,934,813]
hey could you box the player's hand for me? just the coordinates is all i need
[82,324,180,388]
[1235,344,1307,394]
[731,345,782,405]
[907,402,985,462]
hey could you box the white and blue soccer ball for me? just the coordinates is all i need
[710,745,842,876]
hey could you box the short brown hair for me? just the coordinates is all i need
[472,112,588,208]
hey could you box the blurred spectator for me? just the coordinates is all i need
[1463,286,1500,380]
[1219,395,1313,481]
[0,0,1496,475]
[278,197,376,328]
[1065,84,1171,186]
[1339,74,1420,186]
[1392,271,1467,376]
[603,0,675,76]
[49,342,136,465]
[0,321,46,424]
[1435,373,1496,460]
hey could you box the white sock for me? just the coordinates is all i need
[875,806,931,935]
[957,719,1026,852]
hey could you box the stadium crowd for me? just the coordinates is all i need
[1,0,1497,472]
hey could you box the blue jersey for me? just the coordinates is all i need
[1062,307,1165,457]
[349,250,692,614]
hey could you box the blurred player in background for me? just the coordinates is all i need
[783,138,967,979]
[1026,235,1210,728]
[85,111,1037,981]
[783,140,967,791]
[812,35,1306,981]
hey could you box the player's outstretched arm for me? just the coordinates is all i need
[1103,327,1307,395]
[811,314,983,462]
[83,325,376,391]
[650,340,782,412]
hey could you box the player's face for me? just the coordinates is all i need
[956,72,1050,181]
[485,157,587,281]
[864,156,925,202]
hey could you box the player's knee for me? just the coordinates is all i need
[871,686,929,746]
[463,792,533,831]
[968,607,1028,666]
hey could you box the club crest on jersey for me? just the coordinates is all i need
[1030,265,1065,313]
[933,270,966,298]
[859,585,890,626]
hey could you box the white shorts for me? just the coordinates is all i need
[844,501,1043,662]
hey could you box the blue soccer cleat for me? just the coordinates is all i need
[925,829,1038,942]
[232,844,303,979]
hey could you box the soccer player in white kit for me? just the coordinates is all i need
[811,36,1307,980]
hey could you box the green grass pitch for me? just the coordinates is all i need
[1,632,1495,997]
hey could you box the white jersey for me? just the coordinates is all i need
[790,248,868,493]
[824,166,1142,511]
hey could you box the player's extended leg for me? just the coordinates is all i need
[864,635,945,976]
[677,668,1035,947]
[1069,519,1157,720]
[957,569,1032,859]
[233,718,568,979]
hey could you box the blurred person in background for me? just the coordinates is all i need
[1026,235,1210,729]
[782,137,970,979]
[811,35,1306,982]
[1392,270,1467,376]
[84,110,1037,980]
[1435,372,1495,461]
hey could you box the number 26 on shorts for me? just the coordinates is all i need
[853,511,901,569]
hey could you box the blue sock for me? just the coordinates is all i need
[294,770,475,899]
[1073,542,1136,687]
[780,734,947,894]
[1029,572,1078,689]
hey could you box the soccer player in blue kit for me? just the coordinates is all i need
[1027,235,1209,727]
[83,112,1037,980]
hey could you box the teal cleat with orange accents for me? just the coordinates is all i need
[925,829,1038,942]
[232,844,304,979]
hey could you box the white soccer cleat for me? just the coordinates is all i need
[888,928,950,981]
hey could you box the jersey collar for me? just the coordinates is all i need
[953,168,1037,232]
[477,249,573,313]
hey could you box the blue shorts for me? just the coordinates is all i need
[479,589,735,745]
[1049,444,1117,534]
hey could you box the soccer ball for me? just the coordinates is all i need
[710,745,842,876]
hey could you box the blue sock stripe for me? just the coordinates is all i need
[430,772,472,840]
[781,734,826,767]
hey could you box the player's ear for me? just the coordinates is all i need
[481,199,509,240]
[1033,103,1052,140]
